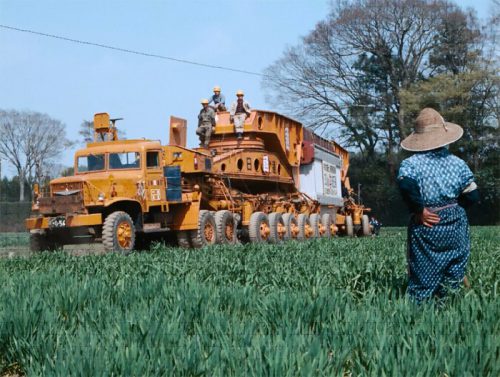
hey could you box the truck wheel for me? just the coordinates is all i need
[282,213,298,240]
[134,233,153,251]
[30,231,46,252]
[190,210,217,248]
[268,212,286,243]
[30,231,47,252]
[321,214,332,238]
[30,231,60,252]
[215,210,236,244]
[309,214,321,238]
[362,214,371,236]
[176,230,191,248]
[297,214,311,240]
[249,212,270,243]
[345,215,354,237]
[102,211,136,254]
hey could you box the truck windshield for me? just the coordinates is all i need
[77,154,105,172]
[109,152,141,169]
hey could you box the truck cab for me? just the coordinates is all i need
[26,113,202,252]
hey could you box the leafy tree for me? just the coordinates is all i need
[401,70,499,225]
[400,4,499,224]
[0,176,27,202]
[61,167,75,177]
[348,155,408,225]
[264,0,499,224]
[263,0,467,158]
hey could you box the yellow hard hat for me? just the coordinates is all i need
[213,86,221,92]
[236,90,244,96]
[201,98,209,104]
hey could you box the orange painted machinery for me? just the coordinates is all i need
[25,110,370,252]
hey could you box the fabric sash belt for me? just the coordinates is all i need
[428,203,458,212]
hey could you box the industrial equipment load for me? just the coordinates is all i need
[26,110,371,252]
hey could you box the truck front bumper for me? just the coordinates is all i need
[25,213,102,230]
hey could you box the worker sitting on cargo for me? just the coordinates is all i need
[196,99,216,148]
[209,86,226,112]
[229,90,251,140]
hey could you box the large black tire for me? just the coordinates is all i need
[190,210,217,248]
[249,212,270,243]
[176,230,191,248]
[321,214,332,238]
[345,215,354,237]
[29,231,56,252]
[282,213,298,241]
[268,212,285,243]
[362,214,371,236]
[215,210,236,244]
[297,214,310,241]
[309,214,321,238]
[134,233,153,251]
[30,231,46,252]
[102,211,136,254]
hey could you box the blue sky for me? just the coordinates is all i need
[0,0,493,174]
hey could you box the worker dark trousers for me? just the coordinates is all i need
[196,124,212,147]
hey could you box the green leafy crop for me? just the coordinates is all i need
[0,227,498,376]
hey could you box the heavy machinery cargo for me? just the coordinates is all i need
[26,110,371,252]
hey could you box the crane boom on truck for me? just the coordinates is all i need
[26,110,370,253]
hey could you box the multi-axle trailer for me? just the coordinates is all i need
[26,110,371,252]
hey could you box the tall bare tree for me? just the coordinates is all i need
[0,110,73,201]
[79,120,94,144]
[78,119,126,145]
[263,0,476,161]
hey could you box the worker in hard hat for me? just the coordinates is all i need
[208,86,226,112]
[229,90,251,140]
[196,99,216,148]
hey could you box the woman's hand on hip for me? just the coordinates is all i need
[416,208,440,227]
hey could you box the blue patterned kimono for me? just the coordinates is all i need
[397,148,475,301]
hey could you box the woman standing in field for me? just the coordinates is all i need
[397,108,479,302]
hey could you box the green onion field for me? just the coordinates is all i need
[0,227,498,376]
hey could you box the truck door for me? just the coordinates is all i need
[145,150,166,206]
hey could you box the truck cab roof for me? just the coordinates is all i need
[76,139,162,156]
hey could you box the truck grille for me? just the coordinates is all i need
[39,187,85,215]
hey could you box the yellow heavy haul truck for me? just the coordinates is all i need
[26,111,370,252]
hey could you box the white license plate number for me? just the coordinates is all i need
[49,216,66,228]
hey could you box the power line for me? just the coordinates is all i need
[0,24,270,78]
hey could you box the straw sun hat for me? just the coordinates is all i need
[401,108,464,152]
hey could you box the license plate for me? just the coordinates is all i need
[49,216,66,228]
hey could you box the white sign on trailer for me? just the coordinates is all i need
[322,161,337,197]
[263,155,270,173]
[285,128,290,151]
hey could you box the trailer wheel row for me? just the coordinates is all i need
[177,210,346,248]
[344,214,371,237]
[29,210,371,253]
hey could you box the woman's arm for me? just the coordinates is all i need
[397,176,424,214]
[458,182,480,208]
[398,176,440,227]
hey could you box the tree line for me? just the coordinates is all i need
[263,0,499,225]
